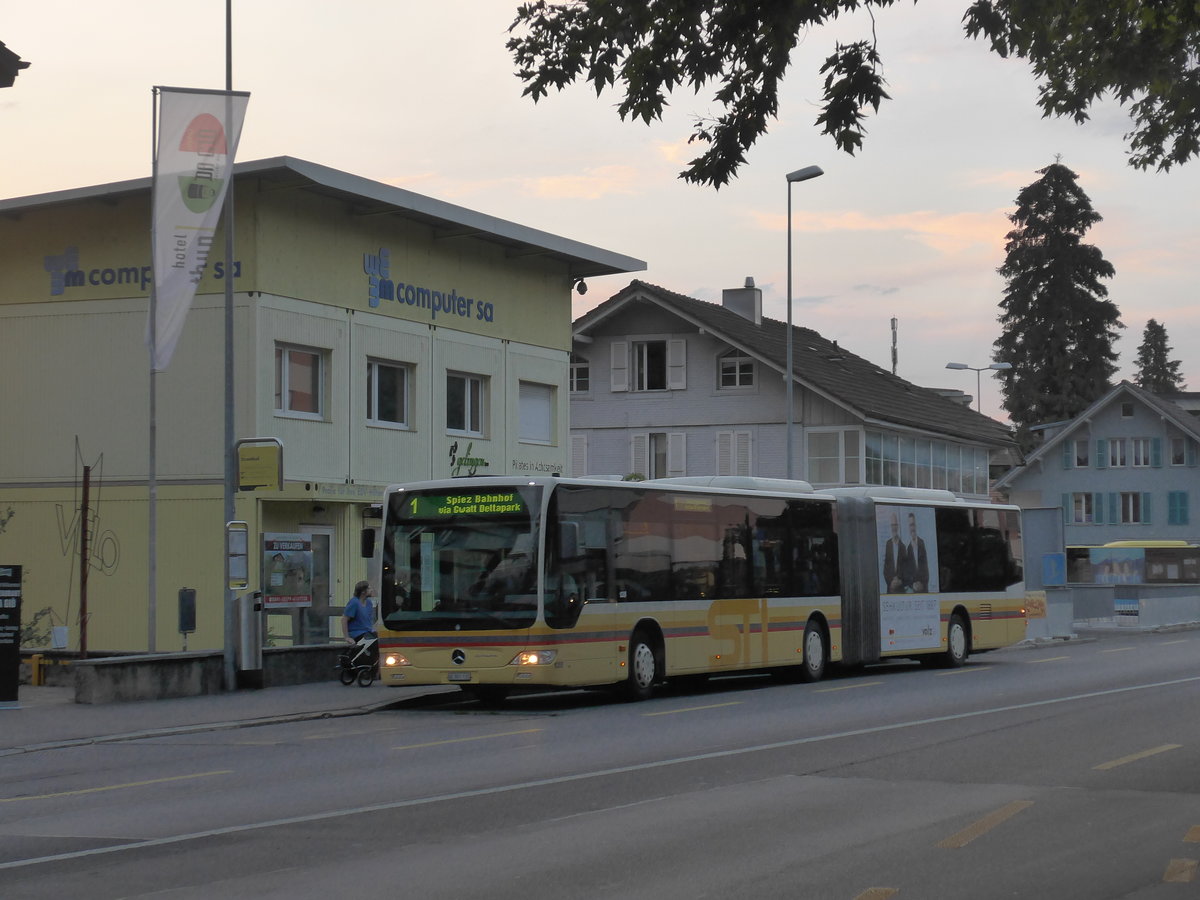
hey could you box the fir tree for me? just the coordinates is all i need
[1134,319,1186,393]
[993,162,1122,450]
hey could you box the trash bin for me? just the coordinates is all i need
[236,590,264,689]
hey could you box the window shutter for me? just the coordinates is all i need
[716,432,733,475]
[1142,492,1152,524]
[1181,492,1190,526]
[630,433,649,478]
[1093,493,1104,524]
[1061,442,1072,469]
[667,339,687,390]
[1189,440,1198,467]
[1108,493,1119,524]
[667,432,687,477]
[735,431,752,476]
[570,434,588,477]
[1095,439,1108,469]
[610,341,629,392]
[1151,437,1163,468]
[1062,493,1072,525]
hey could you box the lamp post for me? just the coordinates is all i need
[785,165,824,480]
[945,361,1012,412]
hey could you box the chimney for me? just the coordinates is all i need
[722,276,761,324]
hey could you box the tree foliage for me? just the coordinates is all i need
[1133,318,1186,393]
[992,162,1121,449]
[507,0,1200,187]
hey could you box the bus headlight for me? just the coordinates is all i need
[511,650,557,666]
[384,654,411,667]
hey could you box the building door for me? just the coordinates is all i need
[300,525,336,644]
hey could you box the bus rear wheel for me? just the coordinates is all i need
[621,632,659,702]
[944,613,969,668]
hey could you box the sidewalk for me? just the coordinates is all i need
[1,680,458,756]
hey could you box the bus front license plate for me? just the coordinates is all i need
[447,672,472,682]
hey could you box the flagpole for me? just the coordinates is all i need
[148,87,159,653]
[222,0,237,691]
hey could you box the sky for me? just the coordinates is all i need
[4,1,1197,421]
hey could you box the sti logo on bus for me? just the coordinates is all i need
[451,649,466,665]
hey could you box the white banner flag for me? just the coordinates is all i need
[149,86,249,372]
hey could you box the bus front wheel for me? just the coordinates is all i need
[621,633,659,702]
[800,619,827,683]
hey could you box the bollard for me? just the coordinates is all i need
[29,653,43,686]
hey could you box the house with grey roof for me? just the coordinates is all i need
[994,381,1200,546]
[569,279,1015,497]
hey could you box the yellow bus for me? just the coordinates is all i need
[365,476,1026,702]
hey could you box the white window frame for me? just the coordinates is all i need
[446,372,485,437]
[1108,439,1127,468]
[367,359,411,429]
[1074,439,1090,468]
[718,350,755,389]
[633,340,667,391]
[518,381,554,445]
[569,355,590,393]
[274,343,325,420]
[1071,492,1094,524]
[1120,492,1144,524]
[1171,436,1187,466]
[717,431,752,476]
[1130,437,1152,467]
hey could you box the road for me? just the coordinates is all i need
[3,628,1200,899]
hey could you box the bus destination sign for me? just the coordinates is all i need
[409,491,527,518]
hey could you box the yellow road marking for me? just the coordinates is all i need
[938,666,992,676]
[854,889,897,900]
[1184,826,1200,843]
[938,800,1033,849]
[394,728,541,750]
[1028,656,1070,664]
[1094,744,1182,771]
[815,681,883,693]
[1164,858,1198,883]
[1101,647,1134,653]
[1164,640,1189,646]
[0,770,232,803]
[643,701,741,717]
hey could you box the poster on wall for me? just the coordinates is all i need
[875,506,941,652]
[0,565,22,707]
[261,534,313,609]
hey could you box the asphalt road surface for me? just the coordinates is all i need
[3,628,1200,899]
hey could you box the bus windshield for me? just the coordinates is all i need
[380,485,542,631]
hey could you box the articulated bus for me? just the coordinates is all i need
[366,475,1026,701]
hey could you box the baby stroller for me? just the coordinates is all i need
[338,634,378,687]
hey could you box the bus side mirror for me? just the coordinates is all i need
[361,528,376,559]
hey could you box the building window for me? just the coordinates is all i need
[1130,438,1152,467]
[1071,493,1095,524]
[275,344,323,418]
[569,354,590,393]
[1074,439,1090,467]
[446,372,485,435]
[633,341,667,391]
[1171,437,1187,466]
[1121,401,1134,417]
[718,350,754,388]
[1108,439,1127,468]
[1120,492,1144,524]
[518,381,554,444]
[367,360,410,427]
[807,431,841,484]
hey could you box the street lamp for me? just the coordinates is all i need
[946,361,1012,412]
[786,165,824,479]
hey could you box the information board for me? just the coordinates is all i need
[0,565,21,707]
